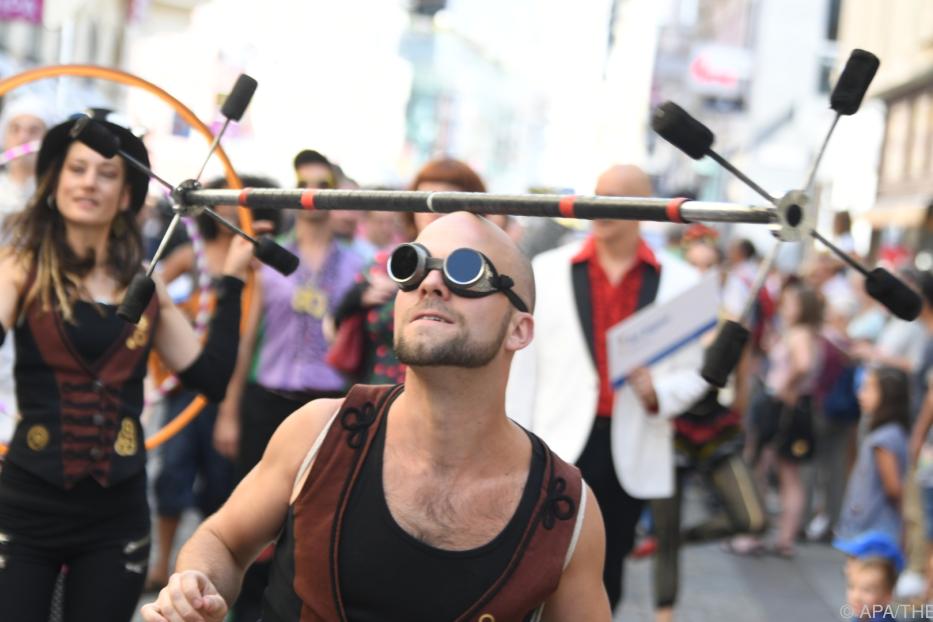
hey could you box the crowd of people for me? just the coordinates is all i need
[0,93,930,622]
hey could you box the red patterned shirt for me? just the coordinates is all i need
[572,237,659,417]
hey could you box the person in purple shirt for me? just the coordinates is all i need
[219,200,362,621]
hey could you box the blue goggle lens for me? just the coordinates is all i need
[445,248,484,285]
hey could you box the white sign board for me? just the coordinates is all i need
[608,272,720,389]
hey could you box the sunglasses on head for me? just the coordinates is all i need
[387,243,528,313]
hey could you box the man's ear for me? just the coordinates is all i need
[505,312,534,353]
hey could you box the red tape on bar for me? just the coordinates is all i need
[666,197,689,223]
[238,188,250,206]
[300,190,316,210]
[558,196,577,218]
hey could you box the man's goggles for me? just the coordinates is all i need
[387,243,528,313]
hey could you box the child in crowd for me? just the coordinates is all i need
[835,531,905,621]
[838,366,911,542]
[847,558,900,621]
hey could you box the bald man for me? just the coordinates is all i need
[507,165,708,612]
[141,212,611,622]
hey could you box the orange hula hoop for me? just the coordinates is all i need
[0,64,256,453]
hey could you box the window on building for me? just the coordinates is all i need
[410,0,447,17]
[826,0,841,41]
[882,100,910,186]
[817,55,834,94]
[910,92,930,180]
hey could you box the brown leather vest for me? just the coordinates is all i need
[9,291,159,489]
[291,384,583,622]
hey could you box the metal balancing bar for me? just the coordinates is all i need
[183,188,777,226]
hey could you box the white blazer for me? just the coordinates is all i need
[506,241,709,499]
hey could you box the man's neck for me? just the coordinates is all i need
[594,233,641,284]
[295,220,333,269]
[390,364,521,474]
[295,219,331,246]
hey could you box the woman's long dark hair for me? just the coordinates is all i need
[868,366,911,432]
[782,279,824,329]
[2,149,143,323]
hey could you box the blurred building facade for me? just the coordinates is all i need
[650,0,844,265]
[0,0,208,122]
[836,0,933,265]
[400,0,661,192]
[1,0,660,192]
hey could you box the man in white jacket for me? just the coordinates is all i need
[507,165,709,611]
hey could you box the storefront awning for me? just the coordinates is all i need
[857,197,929,228]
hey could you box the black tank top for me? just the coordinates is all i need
[13,300,125,417]
[338,413,545,621]
[64,301,124,363]
[261,410,546,622]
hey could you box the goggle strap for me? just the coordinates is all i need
[488,274,529,313]
[489,273,511,290]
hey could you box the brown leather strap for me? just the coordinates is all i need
[455,446,582,622]
[293,384,402,622]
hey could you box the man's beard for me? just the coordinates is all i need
[395,312,511,369]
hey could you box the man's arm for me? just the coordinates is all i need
[541,485,612,622]
[141,397,343,622]
[650,368,709,419]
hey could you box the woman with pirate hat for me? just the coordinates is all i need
[0,109,255,621]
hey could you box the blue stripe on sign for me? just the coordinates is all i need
[612,317,718,390]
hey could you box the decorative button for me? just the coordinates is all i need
[92,414,106,426]
[89,447,103,460]
[92,380,105,394]
[27,425,49,451]
[114,418,139,456]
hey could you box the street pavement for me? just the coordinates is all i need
[617,540,847,621]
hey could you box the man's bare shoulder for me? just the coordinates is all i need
[543,483,611,621]
[262,396,346,473]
